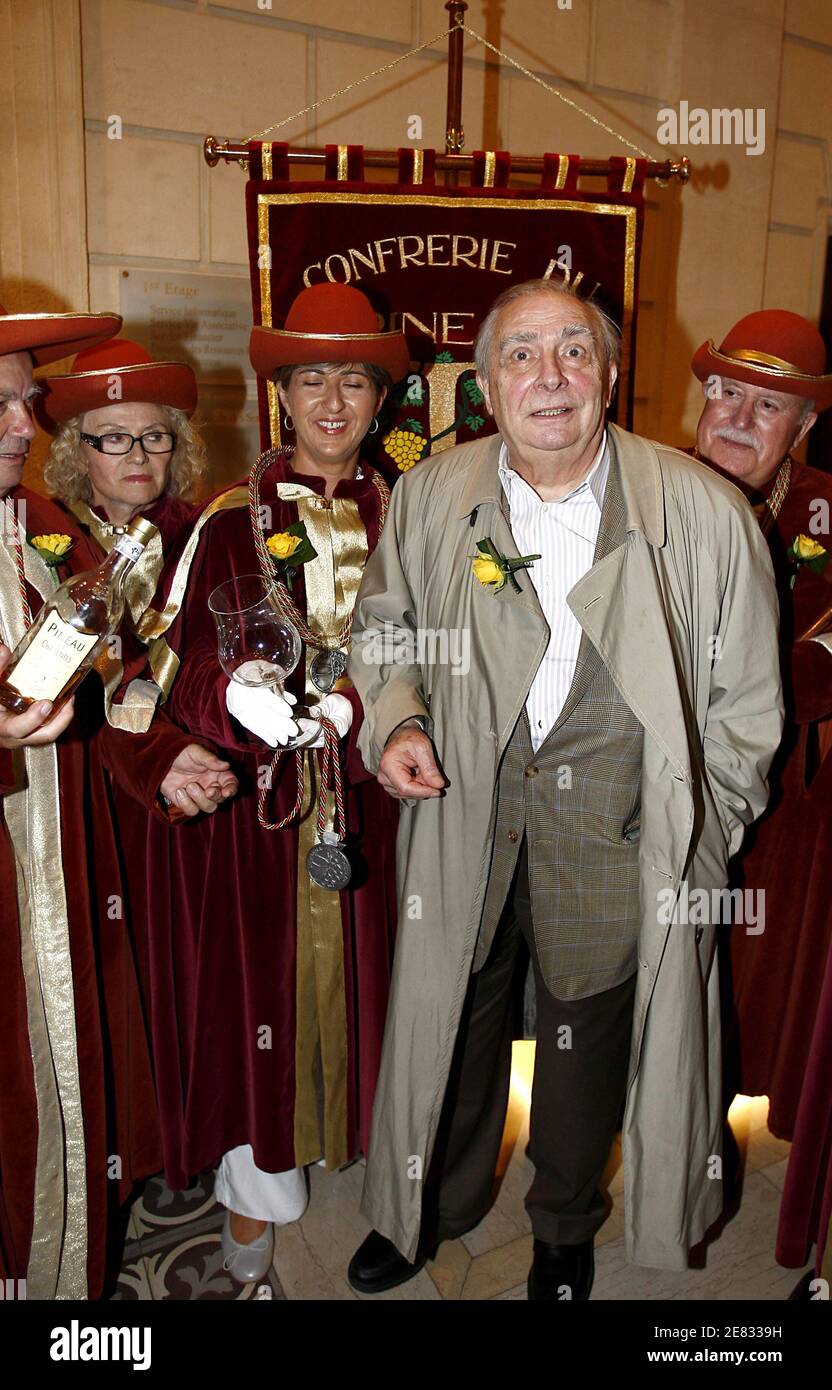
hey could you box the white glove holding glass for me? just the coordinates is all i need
[226,682,352,749]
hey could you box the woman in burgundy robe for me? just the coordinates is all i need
[133,283,409,1282]
[39,339,210,1001]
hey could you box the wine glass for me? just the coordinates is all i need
[208,575,301,693]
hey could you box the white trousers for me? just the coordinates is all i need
[214,1144,309,1224]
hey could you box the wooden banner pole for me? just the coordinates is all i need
[203,137,690,182]
[444,0,467,186]
[205,0,692,186]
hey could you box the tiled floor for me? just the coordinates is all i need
[112,1046,813,1301]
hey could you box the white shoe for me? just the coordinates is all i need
[221,1213,275,1284]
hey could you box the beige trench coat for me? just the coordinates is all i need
[348,423,783,1269]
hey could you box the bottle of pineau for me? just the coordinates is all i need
[0,516,155,717]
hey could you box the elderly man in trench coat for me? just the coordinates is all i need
[345,278,783,1300]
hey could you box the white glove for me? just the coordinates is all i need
[226,681,298,748]
[302,693,354,749]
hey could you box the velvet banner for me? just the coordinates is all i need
[245,144,646,474]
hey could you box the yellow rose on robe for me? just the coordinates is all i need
[794,534,826,561]
[472,556,503,587]
[31,533,73,557]
[266,532,302,561]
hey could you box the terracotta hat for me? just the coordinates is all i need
[692,309,832,411]
[0,302,122,367]
[39,337,198,430]
[249,282,410,383]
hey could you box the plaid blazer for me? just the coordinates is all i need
[476,448,644,999]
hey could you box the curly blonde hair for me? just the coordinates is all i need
[44,406,208,505]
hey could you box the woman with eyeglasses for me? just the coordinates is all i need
[41,337,206,553]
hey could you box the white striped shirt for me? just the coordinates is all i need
[498,432,609,751]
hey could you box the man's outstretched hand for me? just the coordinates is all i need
[160,743,239,818]
[378,721,446,800]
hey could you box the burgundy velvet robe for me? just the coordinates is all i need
[0,488,197,1298]
[53,493,200,1011]
[138,455,398,1187]
[775,927,832,1271]
[718,459,832,1139]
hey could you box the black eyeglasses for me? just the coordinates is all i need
[80,430,176,456]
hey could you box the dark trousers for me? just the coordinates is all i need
[421,835,637,1248]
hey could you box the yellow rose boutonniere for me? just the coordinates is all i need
[469,536,541,594]
[472,556,503,587]
[787,534,829,589]
[264,520,317,590]
[28,532,74,569]
[266,532,302,561]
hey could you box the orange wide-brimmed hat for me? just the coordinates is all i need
[0,302,122,367]
[692,309,832,411]
[39,337,198,429]
[249,283,410,383]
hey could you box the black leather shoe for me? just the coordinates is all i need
[347,1229,437,1294]
[527,1237,595,1301]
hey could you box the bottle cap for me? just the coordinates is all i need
[124,515,160,550]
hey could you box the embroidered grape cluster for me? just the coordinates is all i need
[383,425,428,472]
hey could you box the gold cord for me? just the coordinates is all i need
[245,18,650,161]
[461,23,650,159]
[244,25,456,144]
[760,455,792,534]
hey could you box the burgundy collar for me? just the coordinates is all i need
[87,494,170,527]
[259,446,376,502]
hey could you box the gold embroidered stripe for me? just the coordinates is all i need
[0,530,88,1297]
[280,482,368,1168]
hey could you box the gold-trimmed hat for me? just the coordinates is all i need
[249,283,410,382]
[0,303,122,367]
[692,309,832,411]
[39,337,198,430]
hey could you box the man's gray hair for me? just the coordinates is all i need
[474,277,622,381]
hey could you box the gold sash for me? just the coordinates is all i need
[276,481,367,1169]
[69,490,251,726]
[67,500,172,734]
[0,518,88,1298]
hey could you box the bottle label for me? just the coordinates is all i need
[10,615,98,701]
[114,534,144,563]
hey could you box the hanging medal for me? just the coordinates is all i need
[309,646,348,693]
[305,715,351,890]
